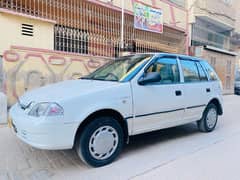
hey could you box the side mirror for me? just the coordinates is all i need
[138,72,161,85]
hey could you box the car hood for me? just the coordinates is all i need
[19,80,120,105]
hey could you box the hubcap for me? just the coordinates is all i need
[89,126,119,160]
[206,108,217,129]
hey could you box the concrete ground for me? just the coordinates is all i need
[0,95,239,180]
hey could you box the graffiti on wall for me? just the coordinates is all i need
[3,46,109,106]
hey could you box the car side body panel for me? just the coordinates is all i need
[9,53,223,151]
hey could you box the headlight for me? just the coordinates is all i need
[28,102,64,117]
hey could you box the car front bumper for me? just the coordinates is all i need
[9,104,78,150]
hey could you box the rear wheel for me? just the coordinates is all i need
[197,103,218,132]
[75,116,124,167]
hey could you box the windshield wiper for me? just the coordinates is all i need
[79,77,92,80]
[80,76,118,82]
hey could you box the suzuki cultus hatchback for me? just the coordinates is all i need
[10,53,223,167]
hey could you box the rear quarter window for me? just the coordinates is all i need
[200,61,218,81]
[196,62,208,81]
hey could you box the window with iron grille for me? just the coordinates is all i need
[54,25,88,54]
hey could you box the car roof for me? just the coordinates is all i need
[135,53,204,62]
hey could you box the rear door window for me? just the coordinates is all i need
[180,60,200,83]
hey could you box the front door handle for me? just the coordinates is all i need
[175,90,182,96]
[206,88,211,93]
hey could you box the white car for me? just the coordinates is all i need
[9,53,223,167]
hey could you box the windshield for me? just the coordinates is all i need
[82,54,153,82]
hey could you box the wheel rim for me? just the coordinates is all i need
[206,108,217,129]
[89,126,119,160]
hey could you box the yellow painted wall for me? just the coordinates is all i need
[0,12,54,55]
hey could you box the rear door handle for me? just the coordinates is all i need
[206,88,211,93]
[175,90,182,96]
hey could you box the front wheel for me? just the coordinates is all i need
[197,103,218,132]
[75,116,124,167]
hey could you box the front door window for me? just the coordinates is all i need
[146,58,180,84]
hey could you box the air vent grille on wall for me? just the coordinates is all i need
[21,24,34,36]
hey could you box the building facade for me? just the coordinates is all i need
[0,0,188,58]
[188,0,238,94]
[233,0,240,78]
[0,0,188,105]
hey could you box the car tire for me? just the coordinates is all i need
[197,103,218,133]
[75,116,124,167]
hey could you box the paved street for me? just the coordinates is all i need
[0,95,240,180]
